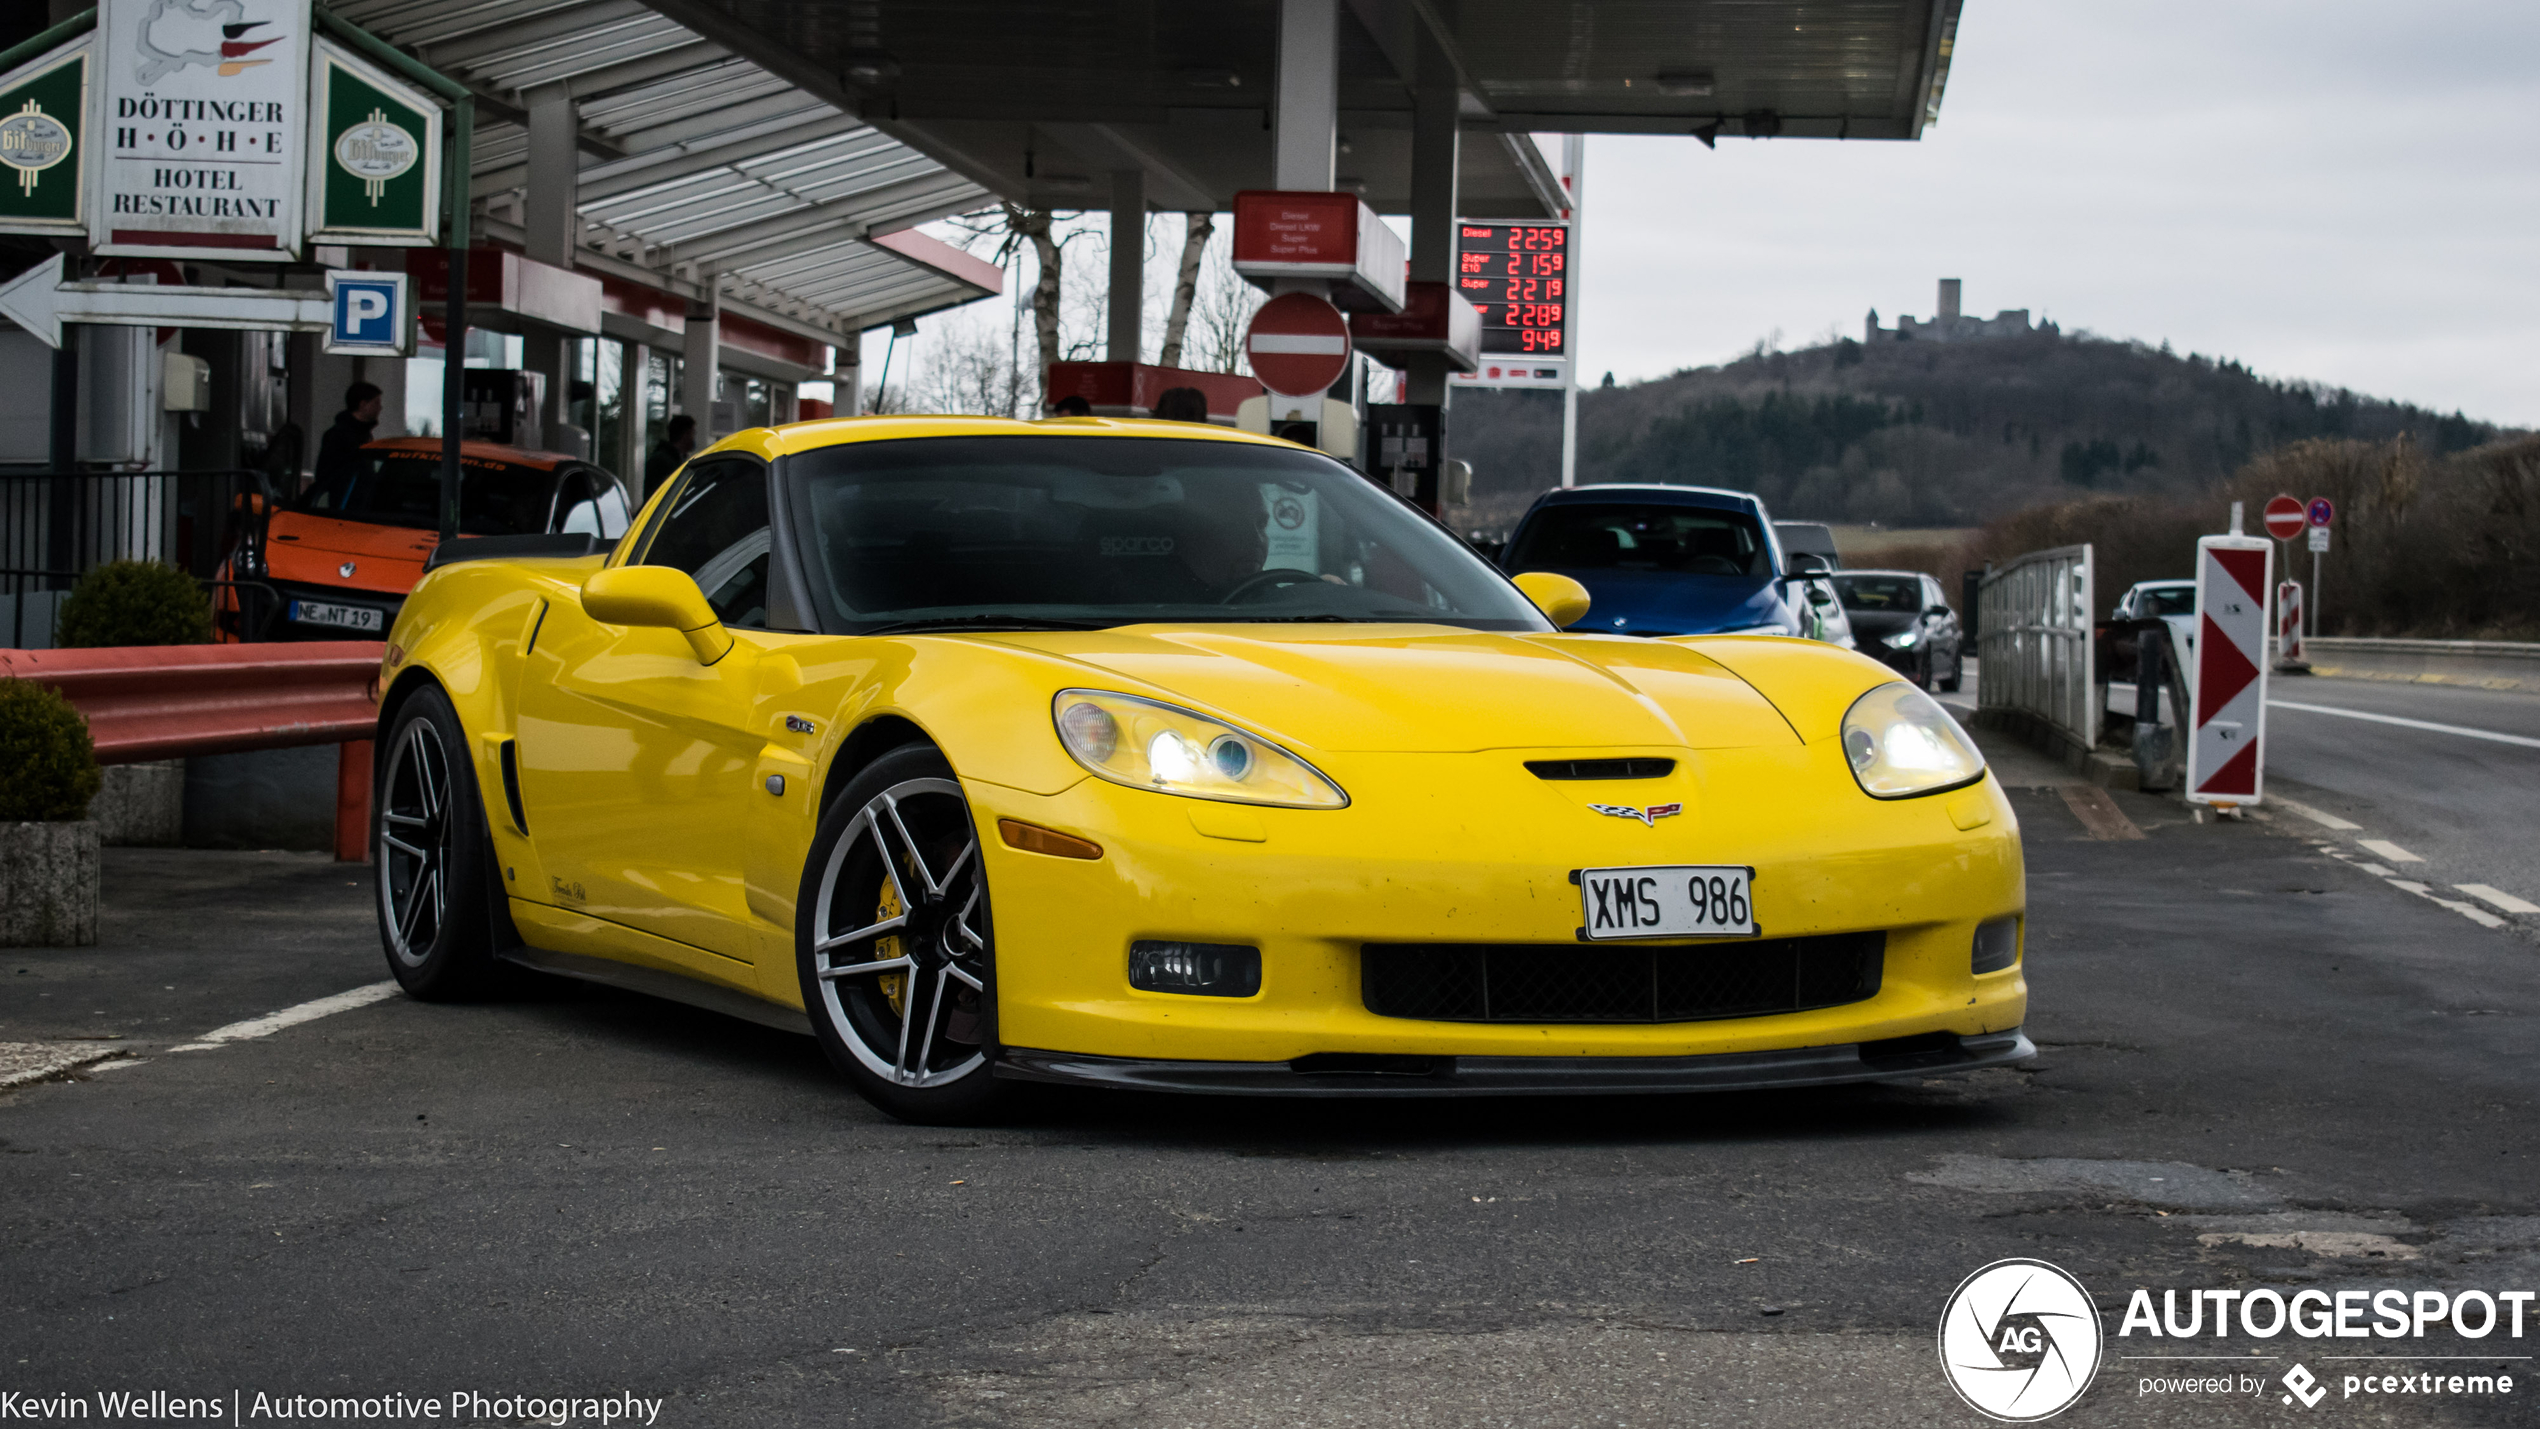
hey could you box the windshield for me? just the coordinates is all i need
[787,435,1547,633]
[2139,586,2196,616]
[296,451,560,535]
[1832,575,1924,613]
[1504,504,1770,577]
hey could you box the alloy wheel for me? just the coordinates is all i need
[378,719,454,966]
[809,777,990,1088]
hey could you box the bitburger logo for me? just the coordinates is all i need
[1939,1258,2105,1421]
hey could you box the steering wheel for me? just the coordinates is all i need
[1221,568,1324,604]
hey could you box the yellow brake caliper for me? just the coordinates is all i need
[873,876,907,1017]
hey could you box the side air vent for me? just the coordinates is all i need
[1524,758,1676,781]
[498,739,529,834]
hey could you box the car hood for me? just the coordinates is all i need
[264,512,438,594]
[1524,568,1786,636]
[989,624,1804,753]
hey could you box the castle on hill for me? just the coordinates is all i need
[1865,278,2057,343]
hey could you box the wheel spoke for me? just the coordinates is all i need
[395,868,429,948]
[891,960,923,1079]
[944,961,984,993]
[382,832,429,862]
[383,811,427,828]
[908,966,950,1081]
[947,882,985,951]
[813,910,906,955]
[409,728,441,820]
[817,954,914,982]
[880,793,945,902]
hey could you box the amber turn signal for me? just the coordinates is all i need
[997,818,1103,860]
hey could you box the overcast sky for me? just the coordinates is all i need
[1581,0,2540,426]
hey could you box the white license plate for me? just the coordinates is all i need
[1577,864,1759,940]
[291,599,385,633]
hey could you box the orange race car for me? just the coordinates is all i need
[221,438,635,641]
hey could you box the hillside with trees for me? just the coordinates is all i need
[1451,332,2505,533]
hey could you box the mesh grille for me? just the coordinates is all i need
[1361,933,1884,1024]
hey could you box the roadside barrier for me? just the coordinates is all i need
[0,641,382,862]
[1975,544,2098,764]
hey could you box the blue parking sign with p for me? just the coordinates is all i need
[324,271,412,356]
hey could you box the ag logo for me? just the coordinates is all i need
[1938,1258,2102,1421]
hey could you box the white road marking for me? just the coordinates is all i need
[2387,881,2510,929]
[168,982,402,1053]
[2458,884,2540,915]
[2274,797,2361,831]
[2268,699,2540,750]
[2357,839,2423,864]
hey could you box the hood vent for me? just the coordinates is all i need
[1525,758,1675,781]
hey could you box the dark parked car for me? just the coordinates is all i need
[1497,484,1806,637]
[1831,569,1963,691]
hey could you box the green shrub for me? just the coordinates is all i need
[0,679,101,822]
[55,559,213,648]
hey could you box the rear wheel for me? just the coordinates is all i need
[1938,650,1964,693]
[376,686,502,998]
[796,745,1011,1124]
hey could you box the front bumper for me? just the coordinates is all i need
[968,737,2027,1065]
[996,1028,2035,1097]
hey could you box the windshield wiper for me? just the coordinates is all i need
[851,615,1114,637]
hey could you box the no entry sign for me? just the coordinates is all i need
[2186,534,2274,806]
[2262,494,2306,541]
[1246,291,1351,398]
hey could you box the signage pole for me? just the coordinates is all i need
[1559,135,1583,489]
[2311,546,2322,637]
[439,97,471,544]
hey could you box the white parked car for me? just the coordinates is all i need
[2112,579,2196,666]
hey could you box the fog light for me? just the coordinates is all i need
[1129,941,1261,997]
[1972,916,2020,974]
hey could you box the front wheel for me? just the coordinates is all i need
[1938,650,1964,693]
[796,744,1012,1124]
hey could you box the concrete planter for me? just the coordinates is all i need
[0,820,100,947]
[91,759,186,847]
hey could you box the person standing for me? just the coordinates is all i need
[312,381,382,490]
[645,414,698,489]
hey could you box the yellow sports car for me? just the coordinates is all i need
[373,416,2027,1122]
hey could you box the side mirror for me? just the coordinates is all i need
[1788,552,1832,575]
[1512,571,1592,629]
[581,566,733,664]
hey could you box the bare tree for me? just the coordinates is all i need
[1158,211,1214,369]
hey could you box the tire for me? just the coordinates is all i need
[375,685,504,999]
[1938,651,1964,693]
[796,744,1012,1125]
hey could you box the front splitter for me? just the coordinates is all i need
[994,1028,2034,1097]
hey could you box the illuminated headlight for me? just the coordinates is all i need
[1882,628,1921,649]
[1841,682,1986,798]
[1053,690,1347,808]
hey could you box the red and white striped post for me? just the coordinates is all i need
[2186,534,2274,809]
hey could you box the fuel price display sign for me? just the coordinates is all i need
[1454,220,1568,357]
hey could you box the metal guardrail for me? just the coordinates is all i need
[1976,543,2097,755]
[2301,636,2540,661]
[0,641,384,861]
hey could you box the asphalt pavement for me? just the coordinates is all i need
[5,726,2539,1426]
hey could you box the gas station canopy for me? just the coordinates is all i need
[632,0,1963,217]
[327,0,1007,347]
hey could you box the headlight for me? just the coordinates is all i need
[1841,682,1985,798]
[1882,628,1921,649]
[1052,690,1347,808]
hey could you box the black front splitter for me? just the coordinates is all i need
[994,1029,2034,1098]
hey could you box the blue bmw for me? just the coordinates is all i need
[1498,484,1811,638]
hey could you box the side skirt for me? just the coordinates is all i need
[498,944,815,1037]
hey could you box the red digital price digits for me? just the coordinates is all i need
[1455,221,1573,359]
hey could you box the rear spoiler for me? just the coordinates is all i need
[423,534,614,572]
